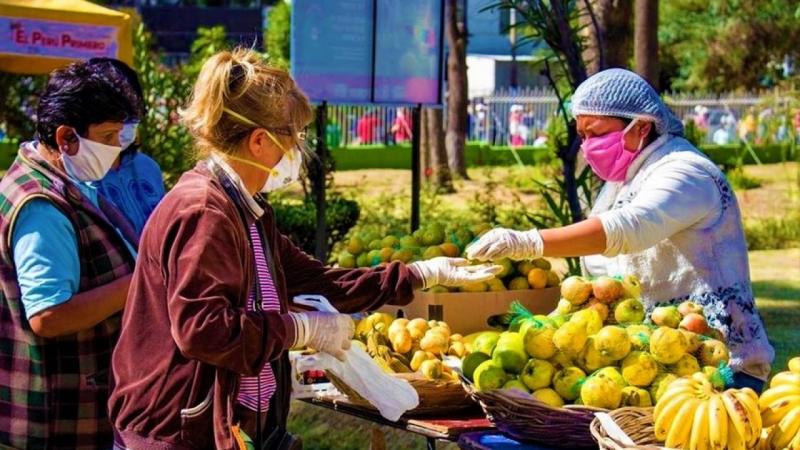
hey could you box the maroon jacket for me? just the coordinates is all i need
[108,163,418,449]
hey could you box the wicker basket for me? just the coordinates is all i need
[463,381,605,449]
[590,407,664,450]
[326,371,475,416]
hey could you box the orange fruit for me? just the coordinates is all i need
[527,268,548,289]
[439,242,461,258]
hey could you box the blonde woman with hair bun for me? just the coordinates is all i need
[108,48,498,449]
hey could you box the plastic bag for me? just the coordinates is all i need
[292,295,419,421]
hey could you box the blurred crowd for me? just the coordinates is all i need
[686,105,800,146]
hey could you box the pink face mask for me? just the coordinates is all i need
[581,119,645,182]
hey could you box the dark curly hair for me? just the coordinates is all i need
[36,59,140,150]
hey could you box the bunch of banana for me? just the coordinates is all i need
[759,358,800,450]
[364,329,413,374]
[653,373,762,450]
[720,387,762,450]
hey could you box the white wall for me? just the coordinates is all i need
[467,55,496,98]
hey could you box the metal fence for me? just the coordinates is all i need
[324,88,799,147]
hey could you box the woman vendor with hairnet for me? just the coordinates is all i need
[465,69,773,391]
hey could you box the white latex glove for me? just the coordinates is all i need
[408,257,501,289]
[464,228,544,261]
[289,311,354,361]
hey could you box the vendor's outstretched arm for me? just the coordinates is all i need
[466,218,607,261]
[539,217,607,257]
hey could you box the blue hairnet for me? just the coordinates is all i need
[571,68,684,136]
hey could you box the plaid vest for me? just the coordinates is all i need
[0,145,135,449]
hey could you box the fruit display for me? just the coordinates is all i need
[653,372,762,450]
[353,312,467,381]
[333,224,561,292]
[758,356,800,449]
[461,273,734,412]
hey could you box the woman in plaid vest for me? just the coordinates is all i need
[0,61,141,449]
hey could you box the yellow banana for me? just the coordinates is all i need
[771,406,800,450]
[771,372,800,389]
[761,385,800,409]
[655,393,695,440]
[689,400,710,450]
[667,377,703,394]
[655,390,696,420]
[733,389,763,447]
[761,394,800,427]
[722,390,755,445]
[708,394,728,450]
[665,386,704,402]
[755,428,771,450]
[666,399,700,449]
[692,372,711,384]
[741,386,760,404]
[790,427,800,450]
[726,417,747,450]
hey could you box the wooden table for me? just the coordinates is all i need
[300,395,494,449]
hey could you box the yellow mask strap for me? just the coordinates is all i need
[223,107,295,161]
[224,153,280,177]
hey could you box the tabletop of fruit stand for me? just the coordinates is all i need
[300,396,491,440]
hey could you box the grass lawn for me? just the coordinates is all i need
[287,401,460,450]
[749,248,800,373]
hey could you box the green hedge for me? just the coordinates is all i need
[699,143,797,167]
[0,140,794,173]
[329,143,556,171]
[327,142,797,171]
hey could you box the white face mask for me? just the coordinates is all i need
[62,133,123,181]
[119,122,139,150]
[226,146,304,193]
[220,107,305,193]
[261,146,303,192]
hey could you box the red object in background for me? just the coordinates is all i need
[393,111,412,142]
[302,370,328,384]
[357,114,381,143]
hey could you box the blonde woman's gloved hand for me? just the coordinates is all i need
[289,311,354,361]
[464,228,544,261]
[408,257,502,289]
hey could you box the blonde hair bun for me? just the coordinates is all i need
[180,47,313,155]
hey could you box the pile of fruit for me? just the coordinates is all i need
[757,357,800,450]
[335,223,561,292]
[653,373,761,450]
[462,274,733,411]
[352,312,472,381]
[335,223,486,268]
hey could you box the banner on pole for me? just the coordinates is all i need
[0,17,119,61]
[291,0,444,105]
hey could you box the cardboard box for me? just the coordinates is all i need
[379,287,560,335]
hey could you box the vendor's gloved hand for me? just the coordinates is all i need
[409,257,501,289]
[465,228,544,261]
[290,311,354,361]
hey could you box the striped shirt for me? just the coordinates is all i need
[236,223,281,412]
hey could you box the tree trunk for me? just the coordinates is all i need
[634,0,659,90]
[427,108,454,192]
[420,108,431,186]
[581,0,634,74]
[445,0,469,179]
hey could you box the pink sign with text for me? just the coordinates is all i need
[1,17,119,60]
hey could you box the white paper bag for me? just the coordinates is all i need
[292,295,419,421]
